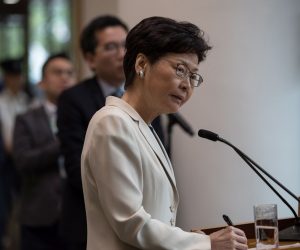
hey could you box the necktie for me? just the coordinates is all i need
[112,88,124,98]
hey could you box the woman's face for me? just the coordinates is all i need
[142,53,199,116]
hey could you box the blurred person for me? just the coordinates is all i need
[0,58,30,249]
[57,15,128,250]
[0,133,7,250]
[81,16,248,250]
[0,80,4,92]
[57,15,161,250]
[12,53,75,250]
[0,58,29,154]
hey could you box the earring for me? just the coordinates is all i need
[138,70,144,79]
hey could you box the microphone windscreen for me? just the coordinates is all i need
[198,129,219,141]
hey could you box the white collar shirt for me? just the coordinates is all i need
[0,89,29,153]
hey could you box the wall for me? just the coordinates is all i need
[81,0,300,230]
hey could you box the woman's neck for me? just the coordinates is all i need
[122,89,158,124]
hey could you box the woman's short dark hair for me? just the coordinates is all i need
[123,16,212,88]
[80,15,128,56]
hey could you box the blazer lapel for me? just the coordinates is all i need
[138,122,177,189]
[39,106,57,137]
[106,97,177,191]
[30,106,56,143]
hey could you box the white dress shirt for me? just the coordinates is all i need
[43,100,57,134]
[0,89,29,153]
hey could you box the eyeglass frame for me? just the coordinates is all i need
[48,68,74,78]
[96,41,126,54]
[175,63,203,87]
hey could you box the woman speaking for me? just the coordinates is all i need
[81,16,248,250]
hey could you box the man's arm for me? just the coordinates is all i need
[57,91,86,191]
[0,129,5,172]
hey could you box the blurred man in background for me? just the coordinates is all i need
[0,58,30,249]
[0,59,29,155]
[0,133,7,250]
[57,15,129,250]
[13,53,75,250]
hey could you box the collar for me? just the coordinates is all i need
[97,78,124,97]
[105,96,141,122]
[43,99,57,115]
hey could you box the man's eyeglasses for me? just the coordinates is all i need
[98,41,126,54]
[175,63,203,87]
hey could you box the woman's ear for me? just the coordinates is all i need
[135,53,148,74]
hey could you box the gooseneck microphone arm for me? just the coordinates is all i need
[198,129,300,223]
[219,137,299,220]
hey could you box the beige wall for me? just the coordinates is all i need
[79,0,300,230]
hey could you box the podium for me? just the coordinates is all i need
[247,239,300,249]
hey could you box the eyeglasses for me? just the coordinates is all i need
[175,63,203,87]
[98,41,126,54]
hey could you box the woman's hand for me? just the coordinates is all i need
[210,226,248,250]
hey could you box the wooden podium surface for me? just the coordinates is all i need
[247,240,300,249]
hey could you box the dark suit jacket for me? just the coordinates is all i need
[0,134,7,224]
[0,133,5,173]
[57,76,165,243]
[13,105,62,226]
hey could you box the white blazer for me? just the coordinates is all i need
[81,96,210,250]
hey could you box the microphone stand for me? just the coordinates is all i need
[166,113,195,158]
[218,136,300,241]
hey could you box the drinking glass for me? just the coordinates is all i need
[254,204,279,250]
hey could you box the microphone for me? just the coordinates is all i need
[198,129,219,141]
[198,129,300,241]
[168,113,194,136]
